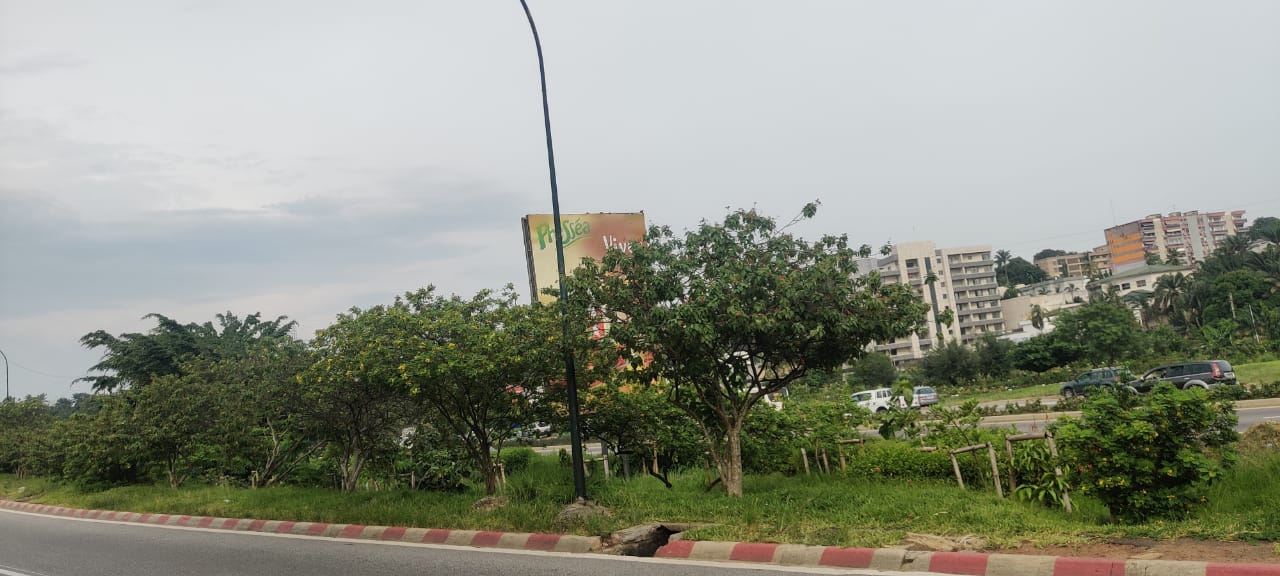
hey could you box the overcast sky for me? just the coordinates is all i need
[2,1,1278,400]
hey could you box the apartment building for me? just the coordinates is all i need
[1034,252,1089,279]
[1089,245,1111,275]
[1104,210,1248,273]
[855,241,1003,365]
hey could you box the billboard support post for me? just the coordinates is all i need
[518,0,588,502]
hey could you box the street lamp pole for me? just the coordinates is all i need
[0,347,9,401]
[518,0,588,502]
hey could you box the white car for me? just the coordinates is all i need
[852,388,907,412]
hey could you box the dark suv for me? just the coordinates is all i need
[1129,360,1237,392]
[1059,367,1125,398]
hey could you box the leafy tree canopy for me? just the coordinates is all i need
[77,312,297,392]
[565,203,928,496]
[1003,257,1050,286]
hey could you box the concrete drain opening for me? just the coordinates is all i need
[605,523,698,557]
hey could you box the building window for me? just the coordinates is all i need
[1136,280,1147,288]
[1121,283,1131,290]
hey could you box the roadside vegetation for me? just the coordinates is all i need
[2,207,1279,551]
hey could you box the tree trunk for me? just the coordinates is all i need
[340,446,366,492]
[704,421,745,497]
[478,446,498,496]
[167,455,182,489]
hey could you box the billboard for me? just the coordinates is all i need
[521,212,646,304]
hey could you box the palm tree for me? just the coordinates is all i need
[1152,272,1188,325]
[1030,305,1045,331]
[994,249,1012,285]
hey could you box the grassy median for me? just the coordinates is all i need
[3,450,1277,549]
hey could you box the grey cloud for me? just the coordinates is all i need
[0,52,88,76]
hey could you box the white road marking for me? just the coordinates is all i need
[0,565,49,576]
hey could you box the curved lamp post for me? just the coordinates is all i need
[0,347,8,401]
[518,0,588,502]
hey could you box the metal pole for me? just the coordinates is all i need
[518,0,587,502]
[0,347,8,401]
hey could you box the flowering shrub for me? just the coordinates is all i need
[1054,384,1239,523]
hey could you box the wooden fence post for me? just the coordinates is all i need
[986,442,1004,498]
[1046,433,1073,513]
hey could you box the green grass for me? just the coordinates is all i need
[5,452,1278,549]
[1237,360,1280,385]
[942,383,1060,406]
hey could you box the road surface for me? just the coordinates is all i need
[981,404,1280,433]
[0,509,935,576]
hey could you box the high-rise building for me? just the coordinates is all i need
[1104,210,1247,273]
[855,241,1003,365]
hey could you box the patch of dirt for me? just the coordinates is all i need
[1004,538,1280,564]
[1240,422,1280,455]
[472,496,508,511]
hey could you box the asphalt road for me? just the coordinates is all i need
[0,509,934,576]
[983,404,1280,433]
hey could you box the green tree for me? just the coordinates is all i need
[849,353,897,390]
[77,312,296,392]
[130,374,218,488]
[975,333,1013,378]
[1052,302,1143,365]
[1248,216,1280,245]
[1003,257,1050,286]
[581,378,703,488]
[184,338,321,488]
[565,204,927,496]
[304,309,416,492]
[380,287,578,495]
[919,340,979,387]
[0,396,54,479]
[1033,249,1068,261]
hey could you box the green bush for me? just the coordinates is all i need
[500,447,537,475]
[741,405,802,474]
[1210,381,1280,402]
[1055,384,1239,523]
[1009,442,1069,509]
[843,441,982,481]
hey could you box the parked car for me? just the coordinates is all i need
[519,422,552,438]
[1128,360,1237,392]
[852,388,906,412]
[911,386,940,408]
[853,387,935,411]
[1059,367,1125,398]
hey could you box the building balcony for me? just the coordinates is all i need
[952,270,996,281]
[959,317,1005,329]
[955,293,999,305]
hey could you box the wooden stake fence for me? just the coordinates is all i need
[948,442,1003,498]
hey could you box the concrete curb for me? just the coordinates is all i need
[7,499,1277,574]
[0,500,600,554]
[654,540,1280,575]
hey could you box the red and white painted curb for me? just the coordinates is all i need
[0,500,599,554]
[7,499,1277,574]
[655,539,1280,575]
